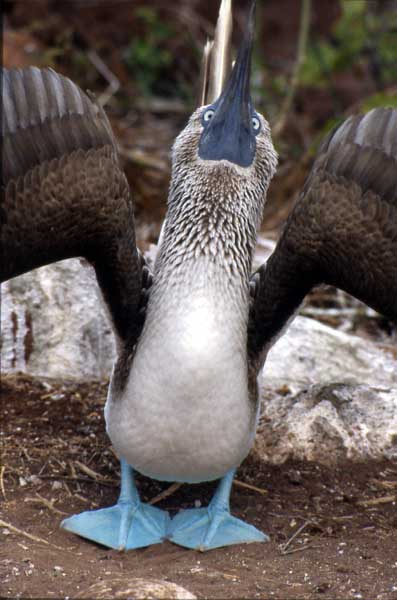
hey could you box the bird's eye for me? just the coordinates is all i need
[252,115,261,132]
[203,108,215,123]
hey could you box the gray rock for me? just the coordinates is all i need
[256,317,397,465]
[1,260,114,380]
[75,578,196,599]
[262,315,397,392]
[254,382,397,465]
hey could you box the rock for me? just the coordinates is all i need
[254,382,397,465]
[255,317,397,465]
[262,316,397,392]
[2,259,396,465]
[1,260,115,380]
[75,578,196,599]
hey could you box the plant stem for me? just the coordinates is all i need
[273,0,312,138]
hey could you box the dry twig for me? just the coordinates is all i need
[282,543,316,555]
[149,482,183,505]
[25,493,67,516]
[0,466,6,500]
[0,519,63,550]
[273,0,312,138]
[233,479,268,496]
[87,49,120,107]
[357,495,396,507]
[370,479,397,490]
[74,493,98,506]
[280,520,310,555]
[75,460,105,481]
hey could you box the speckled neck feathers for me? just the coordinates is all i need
[154,113,277,287]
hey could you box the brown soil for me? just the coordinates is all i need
[1,373,397,600]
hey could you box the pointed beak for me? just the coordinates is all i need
[198,1,256,168]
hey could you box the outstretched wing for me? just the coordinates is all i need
[1,66,144,347]
[248,107,397,367]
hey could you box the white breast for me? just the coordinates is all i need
[105,258,257,483]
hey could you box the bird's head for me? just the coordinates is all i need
[170,0,278,224]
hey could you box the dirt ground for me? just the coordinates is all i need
[1,373,397,600]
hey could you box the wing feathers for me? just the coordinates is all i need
[249,107,397,368]
[1,66,145,351]
[2,66,117,185]
[383,109,397,155]
[324,108,396,157]
[314,108,397,205]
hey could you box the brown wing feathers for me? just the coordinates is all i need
[249,107,397,368]
[1,67,143,347]
[2,66,117,185]
[318,108,397,204]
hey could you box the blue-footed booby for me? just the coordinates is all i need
[1,0,396,551]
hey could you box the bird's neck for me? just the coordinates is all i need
[154,171,263,290]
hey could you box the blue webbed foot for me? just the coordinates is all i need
[168,469,269,551]
[61,460,170,550]
[168,506,267,551]
[61,498,169,550]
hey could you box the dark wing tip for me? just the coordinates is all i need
[326,107,397,158]
[314,107,397,204]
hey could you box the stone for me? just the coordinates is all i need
[262,315,397,392]
[75,577,196,599]
[256,317,397,465]
[1,259,114,380]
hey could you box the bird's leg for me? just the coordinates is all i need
[168,469,268,551]
[62,459,170,550]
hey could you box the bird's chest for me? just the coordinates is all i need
[133,292,247,408]
[106,273,257,482]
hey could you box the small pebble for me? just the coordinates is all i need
[54,565,64,573]
[28,475,42,486]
